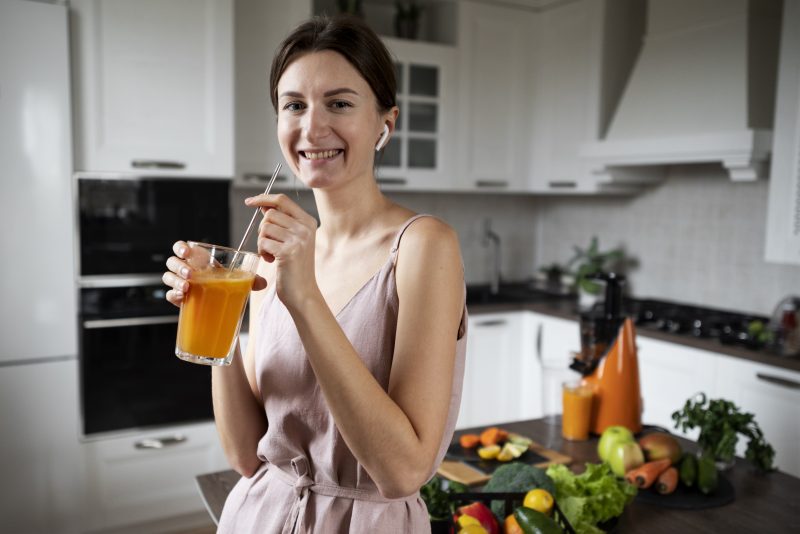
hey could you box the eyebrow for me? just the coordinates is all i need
[278,87,360,99]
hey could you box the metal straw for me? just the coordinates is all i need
[231,163,282,265]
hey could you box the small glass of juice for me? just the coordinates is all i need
[175,241,259,366]
[561,381,594,441]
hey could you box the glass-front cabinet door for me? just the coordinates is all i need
[379,38,458,191]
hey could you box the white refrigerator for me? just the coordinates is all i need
[0,1,84,532]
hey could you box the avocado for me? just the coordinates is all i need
[679,453,697,487]
[514,506,563,534]
[697,454,718,495]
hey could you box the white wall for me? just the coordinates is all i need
[533,164,800,316]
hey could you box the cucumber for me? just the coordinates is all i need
[679,453,697,487]
[697,454,718,495]
[514,506,563,534]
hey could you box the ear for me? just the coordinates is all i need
[375,123,390,151]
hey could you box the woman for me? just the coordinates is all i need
[163,15,467,533]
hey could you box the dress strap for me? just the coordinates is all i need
[390,213,435,264]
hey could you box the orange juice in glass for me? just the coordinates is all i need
[175,242,259,366]
[562,381,594,441]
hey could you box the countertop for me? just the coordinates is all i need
[466,284,800,373]
[196,417,800,531]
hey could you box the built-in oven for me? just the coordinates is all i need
[77,177,230,436]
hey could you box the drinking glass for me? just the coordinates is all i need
[175,242,259,366]
[561,381,594,441]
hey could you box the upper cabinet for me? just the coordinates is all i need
[234,0,311,190]
[70,0,234,177]
[765,0,800,265]
[377,37,458,191]
[456,1,534,192]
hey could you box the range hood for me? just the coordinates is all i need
[583,0,782,185]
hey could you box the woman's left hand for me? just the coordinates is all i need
[244,193,319,310]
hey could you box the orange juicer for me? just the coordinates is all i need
[570,273,642,435]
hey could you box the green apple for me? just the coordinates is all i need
[608,441,645,477]
[597,425,635,462]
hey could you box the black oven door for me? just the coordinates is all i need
[80,285,213,436]
[78,178,230,276]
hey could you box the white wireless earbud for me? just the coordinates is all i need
[375,124,390,151]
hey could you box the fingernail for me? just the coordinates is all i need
[179,246,187,256]
[181,282,189,292]
[174,290,183,299]
[181,267,189,277]
[244,197,254,204]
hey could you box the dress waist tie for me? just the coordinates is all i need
[275,455,420,534]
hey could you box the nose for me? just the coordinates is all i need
[302,104,331,143]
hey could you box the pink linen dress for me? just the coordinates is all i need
[217,214,468,533]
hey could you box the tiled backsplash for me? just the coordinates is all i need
[230,164,800,317]
[533,165,800,316]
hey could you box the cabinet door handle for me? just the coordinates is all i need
[135,435,188,450]
[756,373,800,390]
[244,172,288,183]
[474,319,508,327]
[83,315,179,329]
[475,180,509,188]
[376,178,407,186]
[548,181,577,188]
[131,159,186,170]
[536,323,543,363]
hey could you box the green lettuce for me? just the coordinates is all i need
[546,463,637,534]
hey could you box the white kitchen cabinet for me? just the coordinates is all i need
[455,1,534,192]
[71,0,234,177]
[234,0,311,190]
[713,355,800,478]
[529,0,644,194]
[765,0,800,265]
[0,360,86,534]
[533,313,583,416]
[458,312,542,429]
[377,37,458,191]
[82,421,229,532]
[636,336,717,439]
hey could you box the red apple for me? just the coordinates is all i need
[639,433,683,465]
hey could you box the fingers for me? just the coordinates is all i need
[165,289,185,306]
[244,193,317,227]
[172,241,189,258]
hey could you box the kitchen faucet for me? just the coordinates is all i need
[483,219,501,295]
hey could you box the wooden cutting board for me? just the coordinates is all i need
[437,440,572,486]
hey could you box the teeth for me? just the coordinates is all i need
[304,150,339,160]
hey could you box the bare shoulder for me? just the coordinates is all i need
[395,216,462,282]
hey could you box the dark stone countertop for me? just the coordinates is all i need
[465,284,800,374]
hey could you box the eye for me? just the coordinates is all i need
[330,100,353,110]
[282,101,305,112]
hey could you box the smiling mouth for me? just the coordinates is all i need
[300,149,343,160]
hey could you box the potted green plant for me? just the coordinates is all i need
[394,1,423,39]
[672,393,775,472]
[566,236,626,308]
[337,0,363,17]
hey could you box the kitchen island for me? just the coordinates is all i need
[196,416,799,532]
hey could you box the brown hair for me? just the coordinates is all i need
[269,15,397,113]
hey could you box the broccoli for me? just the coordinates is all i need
[483,462,555,520]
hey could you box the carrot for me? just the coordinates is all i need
[625,458,671,489]
[460,434,481,449]
[480,427,502,447]
[656,466,679,495]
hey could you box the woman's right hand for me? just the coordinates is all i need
[163,241,192,307]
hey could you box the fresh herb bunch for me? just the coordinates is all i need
[420,476,467,521]
[672,393,775,472]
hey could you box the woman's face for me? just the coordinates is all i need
[276,50,395,189]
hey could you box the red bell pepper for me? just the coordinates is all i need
[456,502,499,534]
